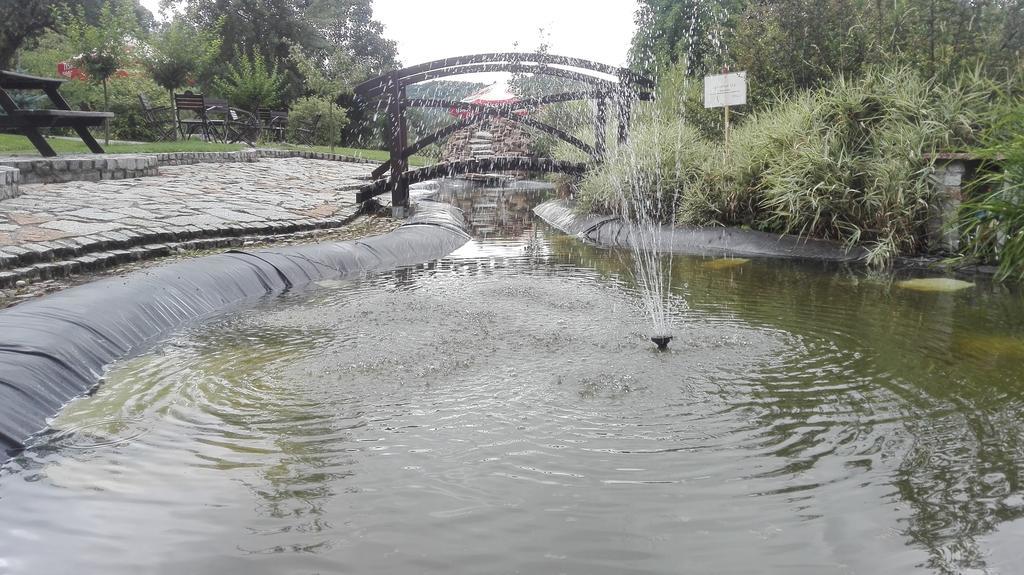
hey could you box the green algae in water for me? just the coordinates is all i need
[955,334,1024,360]
[897,277,975,292]
[703,258,750,270]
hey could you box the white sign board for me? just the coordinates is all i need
[704,72,747,108]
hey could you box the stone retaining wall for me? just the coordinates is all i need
[0,155,158,186]
[0,167,17,201]
[155,149,378,167]
[0,208,361,290]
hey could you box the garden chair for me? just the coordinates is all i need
[138,94,177,141]
[258,108,288,142]
[173,91,219,141]
[293,113,321,146]
[221,107,261,146]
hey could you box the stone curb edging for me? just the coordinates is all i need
[0,148,378,189]
[157,149,380,167]
[0,205,361,290]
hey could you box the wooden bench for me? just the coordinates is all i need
[0,70,113,157]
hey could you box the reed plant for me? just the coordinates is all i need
[957,101,1024,281]
[711,67,997,265]
[574,117,711,223]
[572,66,1001,266]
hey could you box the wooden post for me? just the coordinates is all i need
[724,105,730,145]
[386,72,409,216]
[594,96,607,160]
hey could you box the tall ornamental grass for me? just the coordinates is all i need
[573,117,712,223]
[958,102,1024,281]
[571,67,1001,266]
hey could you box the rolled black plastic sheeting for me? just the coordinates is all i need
[535,199,868,262]
[0,200,470,457]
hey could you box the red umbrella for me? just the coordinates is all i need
[449,82,528,119]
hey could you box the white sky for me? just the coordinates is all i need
[373,0,639,68]
[140,0,640,71]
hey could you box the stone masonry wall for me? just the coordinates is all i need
[0,156,159,185]
[442,117,533,162]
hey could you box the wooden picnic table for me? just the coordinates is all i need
[0,70,113,157]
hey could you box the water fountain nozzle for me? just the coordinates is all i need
[651,335,673,351]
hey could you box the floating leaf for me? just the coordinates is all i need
[703,258,750,270]
[897,278,975,292]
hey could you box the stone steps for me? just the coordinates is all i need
[0,206,361,290]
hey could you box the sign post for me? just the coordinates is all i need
[703,70,747,145]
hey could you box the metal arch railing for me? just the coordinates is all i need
[351,52,655,213]
[353,52,654,97]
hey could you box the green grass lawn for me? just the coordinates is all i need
[0,134,432,167]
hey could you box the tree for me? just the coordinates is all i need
[305,0,399,77]
[0,0,62,69]
[63,0,142,144]
[731,0,874,96]
[289,44,361,151]
[172,0,399,145]
[145,16,221,103]
[629,0,1024,101]
[175,0,319,101]
[627,0,738,78]
[213,52,285,111]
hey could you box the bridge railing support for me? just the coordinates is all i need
[353,53,655,210]
[386,71,410,216]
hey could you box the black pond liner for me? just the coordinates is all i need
[0,201,470,457]
[534,199,869,262]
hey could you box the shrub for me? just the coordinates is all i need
[286,96,349,147]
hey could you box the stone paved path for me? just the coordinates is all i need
[0,158,370,245]
[0,158,374,288]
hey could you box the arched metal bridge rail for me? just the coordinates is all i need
[352,52,654,213]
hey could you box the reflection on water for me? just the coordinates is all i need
[1,181,1023,574]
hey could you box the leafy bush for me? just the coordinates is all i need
[286,96,349,147]
[213,52,285,111]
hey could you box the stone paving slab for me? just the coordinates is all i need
[0,157,372,288]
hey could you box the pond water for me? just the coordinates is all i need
[2,182,1024,575]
